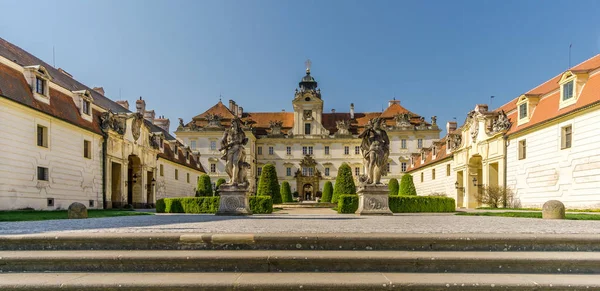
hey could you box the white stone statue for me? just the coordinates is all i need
[219,118,248,186]
[358,117,390,184]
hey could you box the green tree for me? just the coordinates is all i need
[321,181,333,203]
[399,174,417,196]
[388,178,399,196]
[214,178,226,196]
[280,181,293,203]
[257,164,282,204]
[332,163,356,203]
[196,174,213,197]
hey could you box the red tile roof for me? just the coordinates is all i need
[406,137,452,172]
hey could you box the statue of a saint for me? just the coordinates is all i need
[219,118,248,186]
[358,117,390,184]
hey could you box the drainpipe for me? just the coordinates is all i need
[102,133,108,209]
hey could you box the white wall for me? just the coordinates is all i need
[0,98,103,210]
[506,108,600,208]
[156,159,201,199]
[411,159,457,199]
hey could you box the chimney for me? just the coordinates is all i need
[144,110,155,123]
[116,100,129,110]
[388,98,401,107]
[238,106,243,118]
[136,96,146,114]
[92,87,105,96]
[154,115,170,132]
[350,103,355,119]
[229,100,235,112]
[446,121,457,133]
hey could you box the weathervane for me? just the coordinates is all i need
[305,59,312,73]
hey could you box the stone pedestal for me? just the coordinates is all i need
[355,184,393,216]
[216,184,252,216]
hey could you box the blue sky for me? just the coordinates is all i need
[2,0,600,134]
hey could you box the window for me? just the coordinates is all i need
[35,77,45,94]
[308,146,313,155]
[355,167,360,176]
[401,162,407,172]
[160,164,164,176]
[187,173,190,183]
[210,163,216,173]
[37,166,49,181]
[83,140,92,159]
[417,139,423,149]
[401,139,407,149]
[302,146,308,155]
[562,80,574,101]
[82,100,90,115]
[268,146,274,155]
[432,147,437,156]
[355,146,360,155]
[446,164,451,176]
[258,146,263,155]
[159,138,163,149]
[344,146,349,155]
[518,140,526,160]
[304,123,311,135]
[519,103,527,119]
[286,167,292,176]
[420,172,424,182]
[89,200,95,207]
[174,146,178,157]
[302,167,314,176]
[190,140,197,149]
[37,125,48,147]
[175,169,179,180]
[47,198,54,207]
[432,169,436,180]
[324,146,330,155]
[257,167,262,176]
[210,141,217,151]
[561,125,572,149]
[325,167,330,176]
[286,146,291,155]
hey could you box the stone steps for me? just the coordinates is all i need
[1,272,599,290]
[1,250,600,273]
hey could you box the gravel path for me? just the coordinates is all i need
[1,213,599,235]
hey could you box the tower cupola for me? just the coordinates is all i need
[299,59,318,91]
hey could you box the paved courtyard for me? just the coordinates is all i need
[1,212,599,235]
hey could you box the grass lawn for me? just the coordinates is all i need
[0,209,153,222]
[457,211,600,220]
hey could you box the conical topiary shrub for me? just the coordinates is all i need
[321,181,333,203]
[332,163,356,203]
[399,174,417,196]
[388,178,399,196]
[257,164,282,204]
[196,174,213,197]
[280,181,293,203]
[214,178,226,196]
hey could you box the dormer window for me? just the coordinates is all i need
[73,90,93,121]
[82,99,91,115]
[519,103,527,119]
[24,65,51,104]
[432,147,437,157]
[562,80,574,101]
[36,77,45,94]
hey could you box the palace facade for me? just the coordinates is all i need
[0,37,203,210]
[176,67,441,200]
[409,54,600,209]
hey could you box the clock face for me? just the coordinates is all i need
[304,110,312,119]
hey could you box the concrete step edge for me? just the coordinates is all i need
[1,272,600,290]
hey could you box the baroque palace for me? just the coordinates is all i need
[176,63,440,201]
[408,55,600,209]
[0,38,203,210]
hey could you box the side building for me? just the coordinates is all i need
[0,37,203,210]
[176,65,441,200]
[409,54,600,209]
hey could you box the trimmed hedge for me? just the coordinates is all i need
[280,181,294,203]
[337,194,358,214]
[321,181,333,203]
[332,163,356,203]
[389,196,455,213]
[399,174,417,196]
[249,196,273,214]
[156,197,219,213]
[334,195,456,214]
[388,178,399,196]
[196,174,213,197]
[257,164,282,204]
[215,178,226,196]
[156,196,274,214]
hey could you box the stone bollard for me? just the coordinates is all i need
[542,200,565,219]
[68,202,88,219]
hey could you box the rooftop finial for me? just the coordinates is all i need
[305,59,312,73]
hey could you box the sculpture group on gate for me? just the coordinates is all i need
[219,118,249,187]
[358,117,390,185]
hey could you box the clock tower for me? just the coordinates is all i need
[292,60,326,136]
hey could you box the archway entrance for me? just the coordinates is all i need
[303,184,313,201]
[127,155,143,208]
[467,155,483,208]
